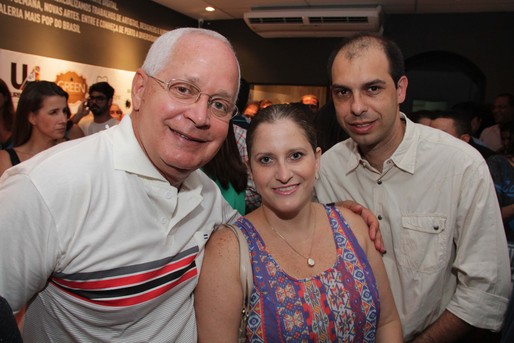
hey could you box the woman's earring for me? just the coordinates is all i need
[315,172,319,180]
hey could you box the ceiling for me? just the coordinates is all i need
[152,0,514,21]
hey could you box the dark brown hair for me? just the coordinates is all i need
[246,103,317,160]
[0,79,15,135]
[12,81,68,146]
[327,32,405,86]
[202,123,248,193]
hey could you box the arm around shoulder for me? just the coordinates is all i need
[195,225,246,343]
[337,200,384,253]
[336,206,403,343]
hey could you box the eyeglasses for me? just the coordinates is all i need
[149,76,237,121]
[89,95,107,102]
[110,110,123,115]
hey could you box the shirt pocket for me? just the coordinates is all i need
[395,215,449,273]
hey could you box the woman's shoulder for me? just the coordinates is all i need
[210,224,240,244]
[330,204,370,250]
[330,204,365,227]
[206,224,243,259]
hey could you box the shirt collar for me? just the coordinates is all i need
[393,113,417,174]
[110,115,206,194]
[346,112,418,175]
[111,114,165,180]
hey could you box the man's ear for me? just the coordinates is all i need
[131,69,147,112]
[396,76,408,104]
[460,133,471,143]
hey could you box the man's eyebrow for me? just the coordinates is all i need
[363,79,386,87]
[183,76,233,99]
[332,79,387,89]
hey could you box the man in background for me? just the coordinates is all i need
[430,110,496,159]
[70,81,120,135]
[109,103,124,121]
[480,93,514,151]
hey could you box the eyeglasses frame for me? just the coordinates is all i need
[148,75,238,121]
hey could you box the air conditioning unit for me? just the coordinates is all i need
[244,6,383,38]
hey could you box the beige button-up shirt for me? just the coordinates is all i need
[315,115,511,340]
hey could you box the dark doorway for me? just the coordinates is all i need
[402,51,485,114]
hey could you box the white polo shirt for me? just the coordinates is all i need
[78,113,119,135]
[0,115,239,342]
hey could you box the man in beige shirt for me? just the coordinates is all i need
[315,33,511,342]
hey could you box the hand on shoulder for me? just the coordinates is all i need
[334,204,372,253]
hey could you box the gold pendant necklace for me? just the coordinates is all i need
[264,205,317,268]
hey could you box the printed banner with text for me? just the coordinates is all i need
[0,48,135,115]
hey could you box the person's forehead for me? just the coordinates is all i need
[495,96,511,105]
[168,34,228,64]
[255,119,303,138]
[337,42,386,65]
[161,34,239,94]
[332,45,391,83]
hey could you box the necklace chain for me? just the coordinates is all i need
[264,205,317,268]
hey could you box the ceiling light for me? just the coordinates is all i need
[205,6,215,12]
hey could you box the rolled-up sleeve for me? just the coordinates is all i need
[447,160,511,330]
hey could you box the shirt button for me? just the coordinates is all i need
[377,180,382,185]
[378,215,383,220]
[433,225,439,231]
[161,217,167,224]
[164,191,173,199]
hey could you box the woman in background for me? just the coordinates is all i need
[203,122,248,215]
[0,78,15,149]
[195,104,402,342]
[0,81,70,175]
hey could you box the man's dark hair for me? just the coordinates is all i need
[89,82,114,100]
[432,110,471,137]
[327,32,405,87]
